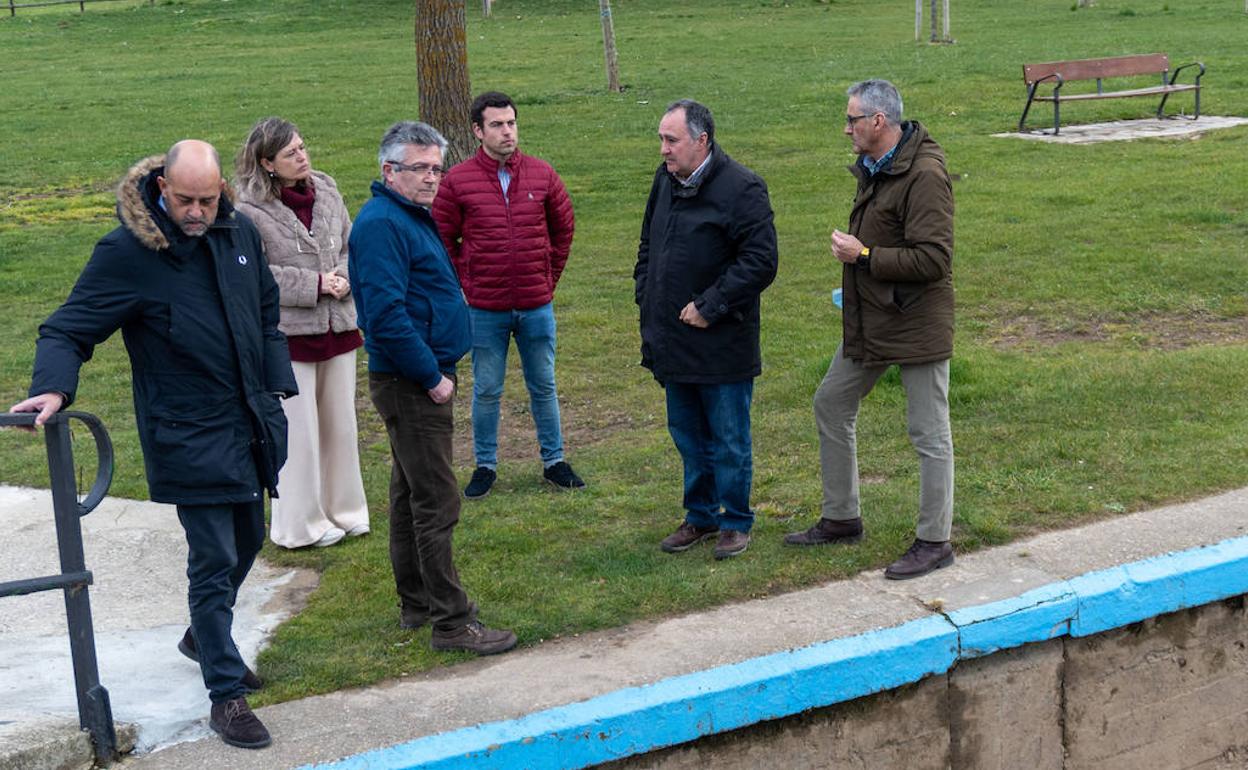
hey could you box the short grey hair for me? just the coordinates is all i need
[665,99,715,145]
[846,80,903,126]
[377,121,448,169]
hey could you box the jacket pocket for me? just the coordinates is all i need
[893,284,921,313]
[150,406,253,490]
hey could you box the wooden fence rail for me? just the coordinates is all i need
[9,0,153,16]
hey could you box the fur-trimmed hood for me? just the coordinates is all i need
[115,154,238,252]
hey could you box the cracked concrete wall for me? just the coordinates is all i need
[1064,596,1248,770]
[604,595,1247,770]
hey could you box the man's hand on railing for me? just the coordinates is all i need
[8,392,66,432]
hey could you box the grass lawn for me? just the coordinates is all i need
[2,0,1246,704]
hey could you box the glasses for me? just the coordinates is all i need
[389,161,445,177]
[845,113,875,126]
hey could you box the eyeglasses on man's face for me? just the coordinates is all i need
[389,161,445,177]
[845,113,876,127]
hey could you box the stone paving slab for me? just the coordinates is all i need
[994,115,1248,143]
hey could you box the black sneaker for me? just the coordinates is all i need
[431,620,517,655]
[178,628,263,692]
[209,696,271,749]
[543,461,585,490]
[464,467,497,499]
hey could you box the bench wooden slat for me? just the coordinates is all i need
[1023,53,1169,85]
[1032,83,1198,102]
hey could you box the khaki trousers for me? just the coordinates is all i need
[814,343,954,542]
[271,353,370,548]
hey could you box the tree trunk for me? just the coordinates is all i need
[915,0,922,41]
[942,0,950,41]
[599,0,621,93]
[414,0,474,165]
[929,0,938,42]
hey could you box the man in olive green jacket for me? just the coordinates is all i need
[785,79,956,580]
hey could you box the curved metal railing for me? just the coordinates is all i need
[0,410,118,765]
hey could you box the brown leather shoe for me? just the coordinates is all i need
[713,530,750,560]
[209,696,271,749]
[431,620,517,655]
[884,539,955,580]
[659,522,719,553]
[783,517,864,546]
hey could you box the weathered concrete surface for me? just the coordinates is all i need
[601,596,1247,770]
[994,115,1248,144]
[3,486,1246,769]
[0,719,136,770]
[0,486,318,759]
[948,640,1064,769]
[1064,597,1248,770]
[601,676,950,770]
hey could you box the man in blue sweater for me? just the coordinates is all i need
[349,121,515,655]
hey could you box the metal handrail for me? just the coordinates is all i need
[0,410,118,765]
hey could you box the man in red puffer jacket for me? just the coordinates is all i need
[433,91,581,500]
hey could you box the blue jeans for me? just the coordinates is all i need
[469,303,564,469]
[664,380,755,533]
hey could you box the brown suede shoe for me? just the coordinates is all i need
[431,620,517,656]
[179,628,263,692]
[783,517,864,546]
[209,696,271,749]
[659,522,719,553]
[713,530,750,560]
[884,539,955,580]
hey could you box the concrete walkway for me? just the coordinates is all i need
[0,485,317,763]
[2,485,1245,769]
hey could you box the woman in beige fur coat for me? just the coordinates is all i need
[235,117,369,548]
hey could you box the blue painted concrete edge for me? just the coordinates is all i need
[306,535,1248,770]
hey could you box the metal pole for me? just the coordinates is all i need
[929,0,937,42]
[45,416,117,766]
[914,0,921,41]
[942,0,950,41]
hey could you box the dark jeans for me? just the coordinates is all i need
[664,380,755,533]
[176,501,265,703]
[369,372,475,633]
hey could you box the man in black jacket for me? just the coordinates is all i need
[635,100,778,560]
[9,140,296,750]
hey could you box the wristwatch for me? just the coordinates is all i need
[855,246,871,269]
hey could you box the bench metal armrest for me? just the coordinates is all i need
[1032,72,1064,89]
[1169,61,1205,86]
[1019,72,1064,133]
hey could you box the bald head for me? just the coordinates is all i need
[158,139,224,237]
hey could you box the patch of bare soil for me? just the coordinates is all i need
[0,182,115,206]
[990,312,1248,351]
[353,380,648,469]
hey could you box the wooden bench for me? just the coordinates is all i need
[1019,53,1204,134]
